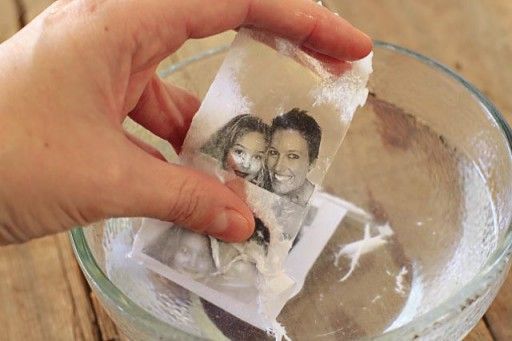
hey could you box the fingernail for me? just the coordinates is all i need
[208,210,252,241]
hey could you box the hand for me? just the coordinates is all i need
[0,0,372,245]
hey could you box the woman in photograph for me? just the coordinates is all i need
[267,108,322,206]
[201,114,271,189]
[152,227,216,278]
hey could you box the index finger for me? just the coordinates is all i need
[126,0,372,66]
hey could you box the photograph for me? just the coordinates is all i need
[131,190,349,331]
[132,28,368,331]
[200,114,271,190]
[140,220,260,304]
[145,227,216,279]
[181,29,355,209]
[2,1,506,340]
[132,217,270,329]
[200,108,322,206]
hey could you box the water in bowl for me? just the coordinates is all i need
[85,94,498,340]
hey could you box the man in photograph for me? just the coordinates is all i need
[267,109,322,206]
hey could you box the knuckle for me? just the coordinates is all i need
[0,222,26,245]
[73,0,107,15]
[166,177,203,226]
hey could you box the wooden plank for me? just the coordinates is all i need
[0,234,99,340]
[464,319,494,341]
[0,0,20,42]
[55,233,102,340]
[325,0,512,123]
[90,293,122,341]
[21,0,54,23]
[484,267,512,340]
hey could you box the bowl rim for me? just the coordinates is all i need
[70,40,512,339]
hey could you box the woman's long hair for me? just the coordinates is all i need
[200,114,271,189]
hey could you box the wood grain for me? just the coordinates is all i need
[90,293,123,341]
[465,320,494,341]
[324,0,512,122]
[0,0,20,42]
[0,234,99,340]
[20,0,54,22]
[485,266,512,340]
[0,0,511,340]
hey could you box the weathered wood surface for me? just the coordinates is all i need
[0,234,99,340]
[0,0,511,340]
[465,320,494,341]
[485,269,512,340]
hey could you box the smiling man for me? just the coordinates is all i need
[267,109,322,206]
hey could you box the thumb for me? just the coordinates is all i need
[115,145,255,242]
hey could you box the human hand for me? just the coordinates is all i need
[0,0,372,245]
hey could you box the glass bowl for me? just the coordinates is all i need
[70,41,512,340]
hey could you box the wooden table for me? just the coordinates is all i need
[0,1,510,340]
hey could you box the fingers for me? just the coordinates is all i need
[301,46,352,75]
[124,132,166,161]
[241,0,373,61]
[126,0,371,67]
[115,144,254,242]
[250,33,352,76]
[129,75,200,152]
[187,0,373,60]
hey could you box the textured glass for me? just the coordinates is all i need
[71,42,512,340]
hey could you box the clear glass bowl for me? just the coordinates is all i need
[70,41,512,340]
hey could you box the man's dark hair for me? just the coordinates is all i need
[270,108,322,164]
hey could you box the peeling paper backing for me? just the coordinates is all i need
[133,28,372,337]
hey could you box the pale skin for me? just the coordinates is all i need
[0,0,372,246]
[171,231,215,276]
[267,129,315,205]
[226,131,267,182]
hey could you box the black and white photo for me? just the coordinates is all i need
[145,227,216,279]
[132,190,349,330]
[134,28,372,331]
[200,114,271,189]
[199,108,322,207]
[267,108,322,206]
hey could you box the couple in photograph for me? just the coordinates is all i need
[201,108,322,207]
[147,109,323,287]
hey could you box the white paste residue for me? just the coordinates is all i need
[106,223,201,336]
[385,263,423,331]
[210,237,221,269]
[245,188,297,327]
[180,47,252,158]
[334,222,394,282]
[275,37,296,58]
[312,52,373,122]
[395,266,409,296]
[268,321,292,341]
